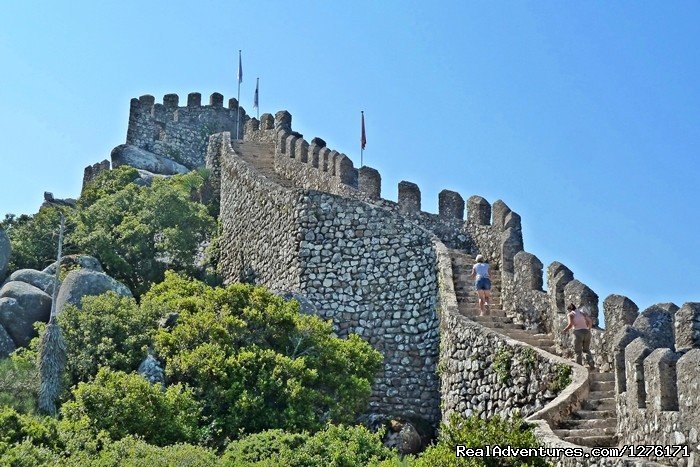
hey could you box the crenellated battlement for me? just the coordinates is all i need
[241,110,523,258]
[606,301,700,464]
[126,92,250,169]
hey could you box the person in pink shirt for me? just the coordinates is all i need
[562,303,594,369]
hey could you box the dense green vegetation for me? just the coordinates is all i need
[2,167,216,296]
[0,167,548,465]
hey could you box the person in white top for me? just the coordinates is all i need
[562,303,594,369]
[471,254,492,316]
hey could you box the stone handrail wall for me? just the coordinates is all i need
[127,92,250,169]
[434,240,578,421]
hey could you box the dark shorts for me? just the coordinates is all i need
[475,277,491,291]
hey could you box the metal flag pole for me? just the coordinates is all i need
[236,50,242,140]
[255,77,260,120]
[360,110,366,167]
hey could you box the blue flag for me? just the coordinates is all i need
[254,78,259,109]
[238,51,243,84]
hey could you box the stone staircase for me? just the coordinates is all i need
[554,371,617,447]
[231,140,294,188]
[448,248,618,449]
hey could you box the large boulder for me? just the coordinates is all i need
[42,254,103,276]
[0,323,15,358]
[133,169,173,187]
[55,269,132,314]
[6,269,58,296]
[111,144,188,176]
[0,227,10,283]
[0,281,52,323]
[274,290,318,315]
[0,297,34,347]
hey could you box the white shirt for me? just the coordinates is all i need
[473,262,489,279]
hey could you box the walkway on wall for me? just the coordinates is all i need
[231,140,294,188]
[448,248,618,448]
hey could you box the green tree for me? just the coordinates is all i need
[71,172,215,296]
[1,206,77,273]
[78,166,140,209]
[58,292,163,386]
[60,368,202,446]
[400,414,547,467]
[149,273,383,446]
[63,437,219,467]
[0,351,39,413]
[222,425,394,467]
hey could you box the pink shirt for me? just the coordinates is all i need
[569,310,590,330]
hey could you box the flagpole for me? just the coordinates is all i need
[236,50,242,140]
[256,77,260,120]
[360,110,365,167]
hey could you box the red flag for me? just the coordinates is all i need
[361,111,366,150]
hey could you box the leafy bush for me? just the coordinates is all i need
[149,273,383,446]
[58,291,162,386]
[548,364,572,392]
[1,207,77,273]
[492,347,513,384]
[402,414,547,467]
[63,436,219,467]
[71,172,216,296]
[0,352,39,413]
[60,368,202,446]
[0,439,60,467]
[78,166,140,209]
[0,407,61,450]
[222,424,394,466]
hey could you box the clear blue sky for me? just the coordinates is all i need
[2,1,698,315]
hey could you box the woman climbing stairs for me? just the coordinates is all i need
[448,248,618,448]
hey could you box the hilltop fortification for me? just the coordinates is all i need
[80,92,699,466]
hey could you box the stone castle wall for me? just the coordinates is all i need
[210,133,302,291]
[297,191,441,422]
[612,303,700,466]
[209,131,445,423]
[127,93,250,169]
[116,92,700,462]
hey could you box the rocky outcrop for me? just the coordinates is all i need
[42,254,104,276]
[6,269,58,295]
[0,281,52,323]
[111,144,188,176]
[138,354,165,385]
[0,297,34,347]
[0,227,10,283]
[0,323,15,358]
[133,169,172,187]
[55,269,132,314]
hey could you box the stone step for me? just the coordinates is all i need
[589,372,615,382]
[559,418,617,430]
[582,398,615,411]
[483,322,525,331]
[554,427,616,439]
[458,306,506,315]
[562,435,618,448]
[469,315,512,324]
[572,410,616,420]
[590,380,614,392]
[517,337,556,347]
